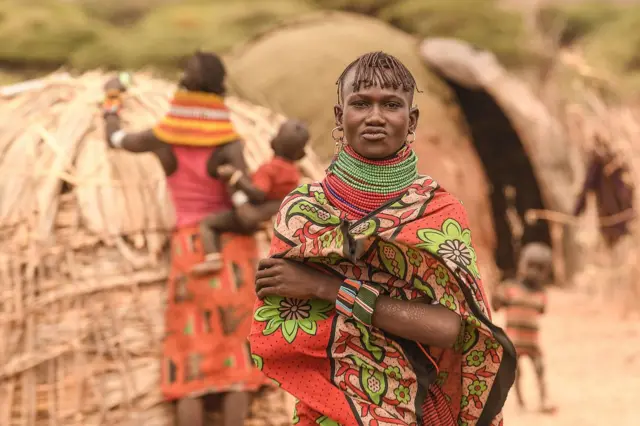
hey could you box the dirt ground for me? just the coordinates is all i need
[498,287,640,426]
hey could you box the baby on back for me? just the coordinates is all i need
[191,119,309,275]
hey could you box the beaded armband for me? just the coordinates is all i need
[336,278,381,327]
[336,279,360,318]
[102,89,123,117]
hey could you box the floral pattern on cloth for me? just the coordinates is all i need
[249,177,516,426]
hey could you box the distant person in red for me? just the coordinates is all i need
[100,51,274,426]
[492,242,557,415]
[192,119,308,275]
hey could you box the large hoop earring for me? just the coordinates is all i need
[331,126,344,143]
[331,126,345,159]
[406,130,416,144]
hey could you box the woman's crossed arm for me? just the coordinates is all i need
[255,258,461,349]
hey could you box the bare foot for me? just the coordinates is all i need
[191,255,223,276]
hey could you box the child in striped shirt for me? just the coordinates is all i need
[492,242,557,414]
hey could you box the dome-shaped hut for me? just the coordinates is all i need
[226,11,580,281]
[0,73,318,425]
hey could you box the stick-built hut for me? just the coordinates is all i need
[226,11,581,282]
[0,73,322,425]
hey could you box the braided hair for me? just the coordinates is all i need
[193,50,226,95]
[336,51,420,104]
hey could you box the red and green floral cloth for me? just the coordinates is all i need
[249,176,516,426]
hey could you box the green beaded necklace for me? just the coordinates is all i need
[329,145,418,195]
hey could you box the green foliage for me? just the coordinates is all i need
[71,0,315,71]
[378,0,532,67]
[583,11,640,76]
[77,0,176,27]
[311,0,393,15]
[537,1,625,46]
[0,0,103,65]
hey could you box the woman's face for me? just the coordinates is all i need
[334,69,419,159]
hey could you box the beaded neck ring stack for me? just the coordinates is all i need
[322,144,418,219]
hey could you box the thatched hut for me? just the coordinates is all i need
[0,73,321,425]
[226,11,581,282]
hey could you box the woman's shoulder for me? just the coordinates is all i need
[281,180,325,203]
[413,174,470,221]
[415,175,463,204]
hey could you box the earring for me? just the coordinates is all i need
[406,130,416,144]
[331,126,343,142]
[332,126,345,157]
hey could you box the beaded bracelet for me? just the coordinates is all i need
[102,99,122,117]
[336,279,382,327]
[102,90,123,117]
[352,283,381,326]
[336,278,361,318]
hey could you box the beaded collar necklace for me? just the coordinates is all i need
[322,144,418,219]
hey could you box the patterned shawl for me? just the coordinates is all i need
[152,90,240,147]
[249,177,516,426]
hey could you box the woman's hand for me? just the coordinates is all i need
[255,258,341,301]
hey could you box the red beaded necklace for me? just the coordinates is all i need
[322,144,418,220]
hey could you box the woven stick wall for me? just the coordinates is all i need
[0,72,323,425]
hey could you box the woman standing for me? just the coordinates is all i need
[102,52,276,426]
[250,52,516,426]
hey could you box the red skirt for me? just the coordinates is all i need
[162,226,267,401]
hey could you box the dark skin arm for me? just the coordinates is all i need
[103,78,248,178]
[104,77,161,153]
[235,200,282,229]
[103,78,179,174]
[105,114,161,152]
[217,163,267,204]
[255,259,461,349]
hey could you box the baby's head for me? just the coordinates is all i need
[517,242,553,288]
[272,119,309,162]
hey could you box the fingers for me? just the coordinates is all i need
[255,275,279,291]
[257,257,283,270]
[255,266,280,280]
[255,276,280,300]
[257,286,281,300]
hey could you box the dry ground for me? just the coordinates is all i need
[499,287,640,426]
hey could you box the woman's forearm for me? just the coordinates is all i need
[315,276,461,348]
[371,297,461,348]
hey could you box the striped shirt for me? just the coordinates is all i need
[495,280,546,354]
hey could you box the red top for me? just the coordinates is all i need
[252,156,301,201]
[166,146,232,228]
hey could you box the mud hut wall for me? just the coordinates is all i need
[227,11,499,283]
[418,38,585,281]
[482,80,579,215]
[418,38,581,216]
